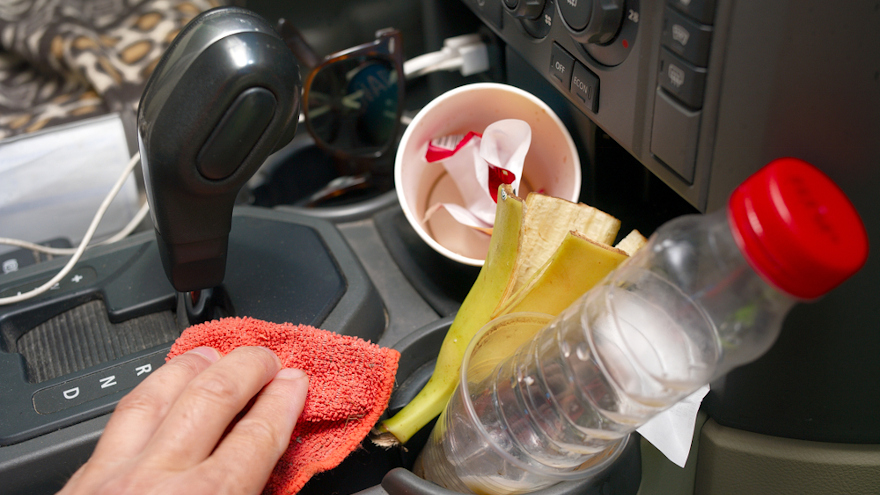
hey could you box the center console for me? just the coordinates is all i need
[0,206,388,493]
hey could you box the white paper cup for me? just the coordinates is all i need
[395,83,581,266]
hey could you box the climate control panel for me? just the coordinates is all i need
[459,0,879,218]
[460,0,720,210]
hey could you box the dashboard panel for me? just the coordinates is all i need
[459,0,880,214]
[460,0,880,449]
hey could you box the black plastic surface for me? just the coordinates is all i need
[563,0,625,45]
[250,133,396,210]
[558,0,591,30]
[221,214,345,325]
[506,0,545,21]
[549,43,574,89]
[0,235,175,445]
[0,414,109,495]
[0,239,72,278]
[516,0,554,38]
[280,191,402,224]
[461,0,504,28]
[15,300,178,383]
[32,348,168,415]
[373,207,479,318]
[651,87,700,183]
[669,0,716,24]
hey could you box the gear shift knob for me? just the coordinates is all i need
[137,6,301,292]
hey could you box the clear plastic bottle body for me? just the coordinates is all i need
[414,314,631,495]
[416,210,799,494]
[510,210,798,461]
[628,210,797,379]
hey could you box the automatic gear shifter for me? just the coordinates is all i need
[137,6,301,294]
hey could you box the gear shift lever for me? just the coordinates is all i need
[137,6,301,294]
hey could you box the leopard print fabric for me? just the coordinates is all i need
[0,0,226,140]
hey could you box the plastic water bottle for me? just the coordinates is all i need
[414,157,869,494]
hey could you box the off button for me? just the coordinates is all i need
[570,62,599,113]
[549,43,574,90]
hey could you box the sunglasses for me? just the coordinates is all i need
[276,19,405,161]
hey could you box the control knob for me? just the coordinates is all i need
[504,0,546,20]
[560,0,625,45]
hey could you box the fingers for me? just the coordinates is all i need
[56,463,87,495]
[92,347,222,461]
[141,346,283,469]
[58,346,312,495]
[198,368,309,494]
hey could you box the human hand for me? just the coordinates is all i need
[58,346,308,495]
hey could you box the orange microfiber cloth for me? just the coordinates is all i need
[167,317,400,495]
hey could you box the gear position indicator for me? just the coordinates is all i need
[32,349,167,415]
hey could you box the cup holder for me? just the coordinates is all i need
[249,133,395,210]
[297,317,642,495]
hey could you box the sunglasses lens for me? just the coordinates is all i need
[306,55,399,155]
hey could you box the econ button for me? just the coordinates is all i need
[570,61,599,113]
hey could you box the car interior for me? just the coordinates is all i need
[0,0,877,493]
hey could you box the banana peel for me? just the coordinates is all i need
[615,228,648,256]
[374,186,647,447]
[497,193,620,308]
[494,231,629,317]
[495,193,622,315]
[373,185,524,446]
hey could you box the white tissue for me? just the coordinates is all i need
[423,119,531,231]
[636,385,710,467]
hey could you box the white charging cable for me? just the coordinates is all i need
[404,33,490,79]
[1,202,150,256]
[0,152,144,306]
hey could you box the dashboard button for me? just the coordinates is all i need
[658,48,707,109]
[662,7,713,67]
[550,43,575,89]
[651,87,700,183]
[570,62,599,113]
[668,0,715,24]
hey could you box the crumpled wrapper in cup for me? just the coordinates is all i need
[423,119,531,233]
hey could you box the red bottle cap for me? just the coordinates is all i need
[728,157,869,300]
